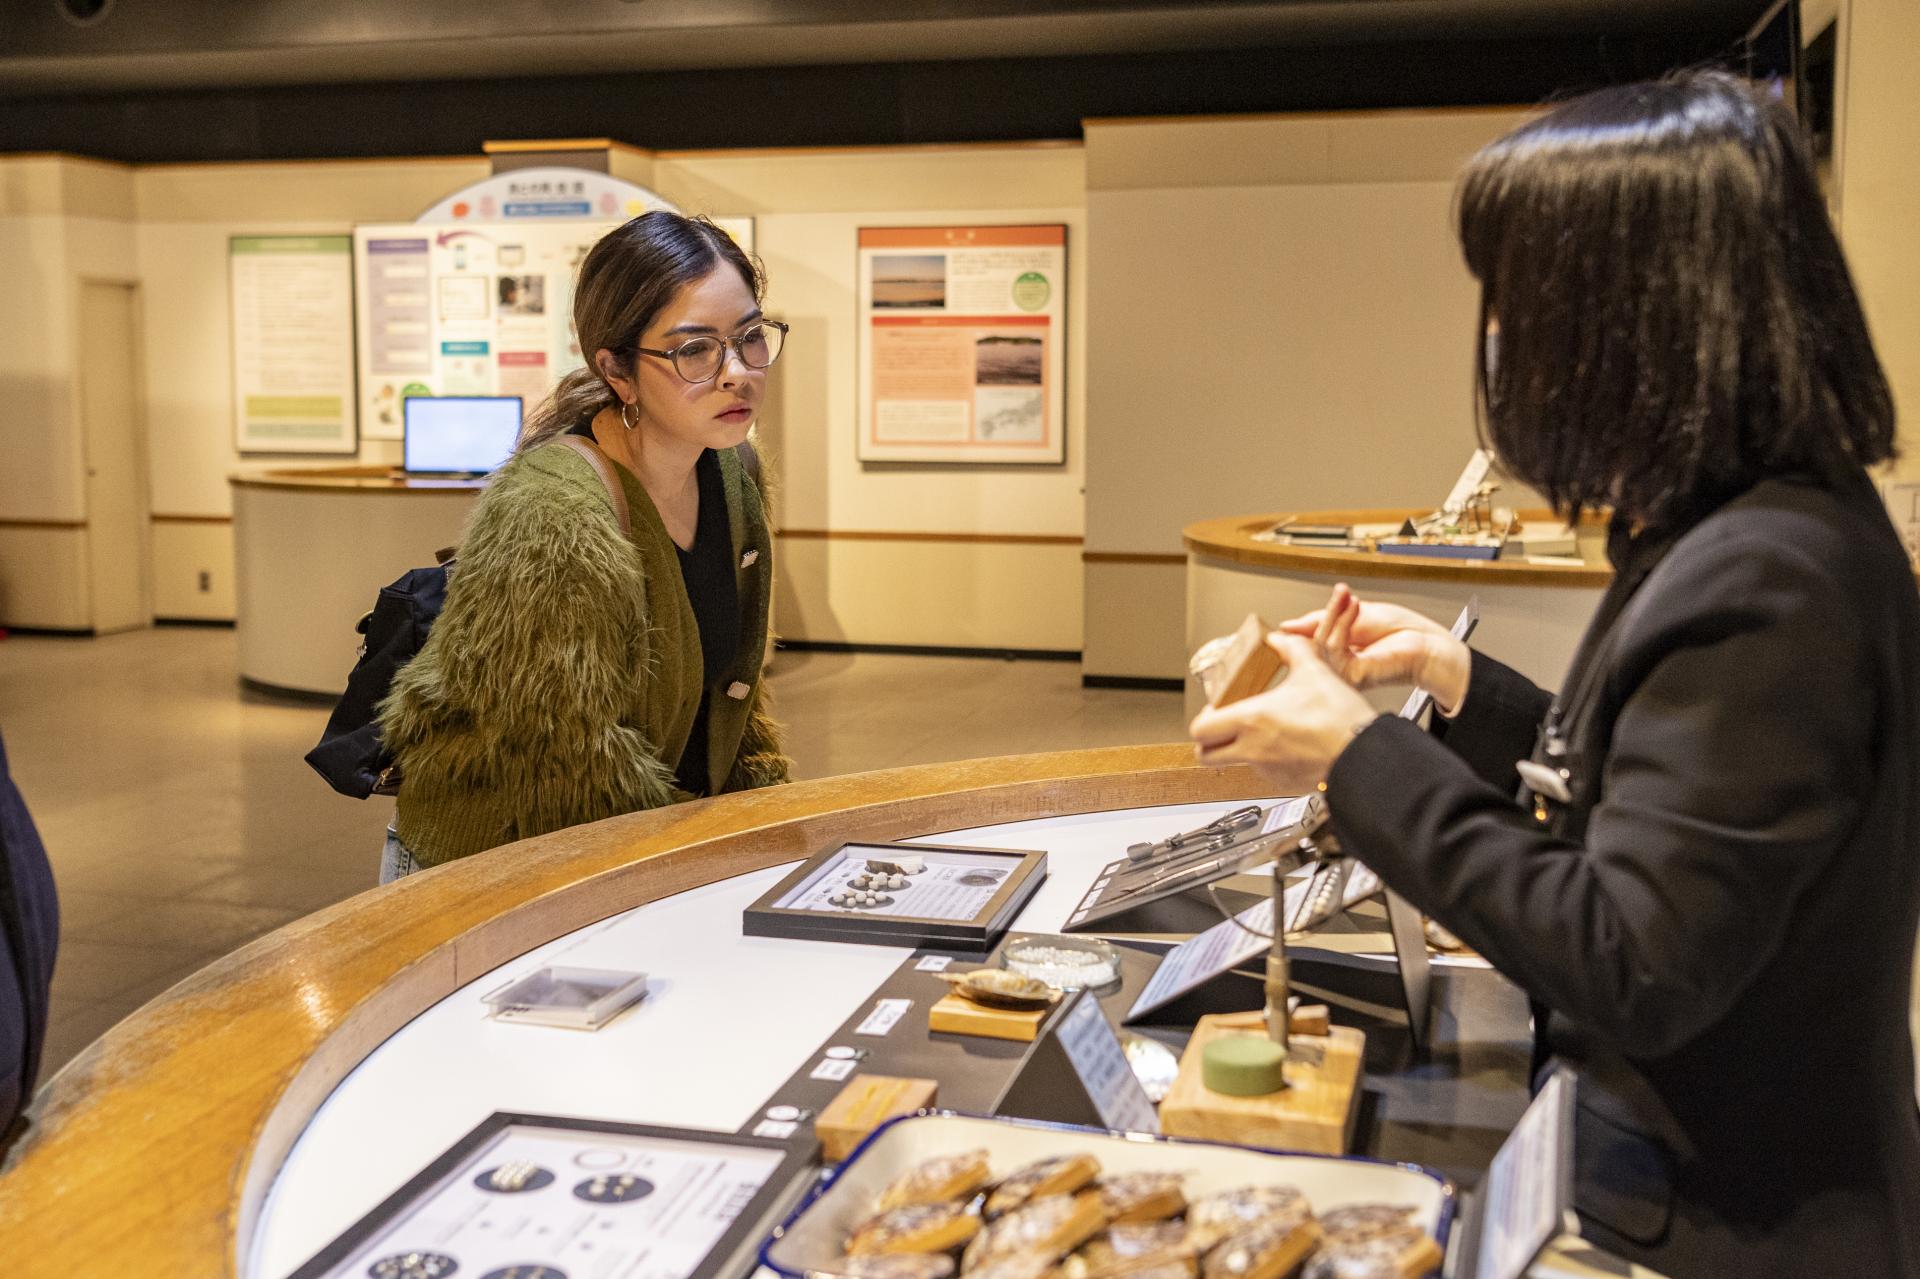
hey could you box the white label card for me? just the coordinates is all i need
[855,998,913,1037]
[915,956,954,972]
[1054,992,1160,1135]
[810,1058,859,1082]
[1473,1068,1576,1279]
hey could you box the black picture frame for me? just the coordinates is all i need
[742,840,1048,949]
[286,1112,817,1279]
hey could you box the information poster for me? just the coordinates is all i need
[856,225,1067,464]
[353,221,620,439]
[229,235,357,454]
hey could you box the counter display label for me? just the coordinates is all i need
[856,998,914,1038]
[1052,991,1162,1135]
[287,1114,812,1279]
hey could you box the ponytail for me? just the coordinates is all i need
[516,366,614,455]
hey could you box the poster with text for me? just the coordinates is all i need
[353,221,619,439]
[230,235,357,454]
[857,225,1066,464]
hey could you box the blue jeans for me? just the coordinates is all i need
[379,825,423,884]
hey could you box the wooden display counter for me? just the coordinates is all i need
[1184,509,1612,711]
[0,747,1279,1274]
[230,467,485,696]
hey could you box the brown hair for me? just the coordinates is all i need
[517,211,765,454]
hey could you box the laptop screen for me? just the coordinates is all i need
[403,397,523,474]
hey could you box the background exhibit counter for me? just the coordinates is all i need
[1184,508,1613,713]
[231,468,481,695]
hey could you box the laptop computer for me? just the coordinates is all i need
[402,396,523,476]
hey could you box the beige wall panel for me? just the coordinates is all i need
[774,538,1081,651]
[0,215,84,522]
[1084,109,1528,192]
[654,144,1084,216]
[60,158,137,220]
[1086,118,1334,191]
[746,206,1086,538]
[0,157,67,215]
[152,521,237,620]
[1084,180,1483,555]
[0,155,134,218]
[1838,0,1920,472]
[0,528,90,630]
[607,149,658,191]
[1322,108,1532,184]
[1082,560,1186,680]
[134,158,487,223]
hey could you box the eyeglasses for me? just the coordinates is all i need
[636,320,788,384]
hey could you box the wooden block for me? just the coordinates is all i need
[928,992,1049,1042]
[815,1074,939,1163]
[1212,1005,1332,1038]
[1158,1015,1364,1155]
[1212,613,1286,708]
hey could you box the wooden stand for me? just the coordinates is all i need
[1158,1014,1365,1155]
[927,993,1051,1042]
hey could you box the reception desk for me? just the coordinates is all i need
[0,747,1540,1276]
[231,468,484,696]
[1185,509,1613,712]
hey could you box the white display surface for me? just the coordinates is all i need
[250,800,1263,1278]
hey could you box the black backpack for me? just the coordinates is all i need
[304,436,632,799]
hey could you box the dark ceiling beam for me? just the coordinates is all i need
[0,0,1771,97]
[0,31,1763,165]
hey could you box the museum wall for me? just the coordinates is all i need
[0,155,137,630]
[1835,0,1920,474]
[1079,108,1534,680]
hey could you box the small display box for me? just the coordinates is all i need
[288,1113,815,1279]
[743,840,1047,949]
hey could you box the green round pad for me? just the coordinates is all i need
[1201,1035,1289,1097]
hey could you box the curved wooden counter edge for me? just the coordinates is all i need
[231,466,488,494]
[0,745,1271,1273]
[1183,509,1615,587]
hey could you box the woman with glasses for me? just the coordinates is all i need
[376,211,791,879]
[1191,73,1918,1274]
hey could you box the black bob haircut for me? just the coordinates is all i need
[1459,70,1895,527]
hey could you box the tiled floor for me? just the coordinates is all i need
[0,626,1185,1082]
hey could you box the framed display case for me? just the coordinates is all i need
[288,1113,815,1279]
[743,840,1047,949]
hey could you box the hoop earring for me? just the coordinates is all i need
[620,401,639,432]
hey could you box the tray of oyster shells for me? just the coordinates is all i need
[759,1113,1453,1279]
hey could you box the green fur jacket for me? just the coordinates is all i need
[378,437,790,866]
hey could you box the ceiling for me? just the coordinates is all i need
[0,0,1774,97]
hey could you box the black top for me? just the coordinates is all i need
[1326,471,1920,1276]
[569,423,739,797]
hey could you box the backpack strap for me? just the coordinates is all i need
[556,434,631,537]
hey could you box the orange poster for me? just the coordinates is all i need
[857,226,1066,464]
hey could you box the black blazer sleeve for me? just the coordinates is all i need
[1323,533,1871,1059]
[1428,647,1554,794]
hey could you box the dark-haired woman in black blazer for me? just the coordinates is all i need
[1192,72,1920,1277]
